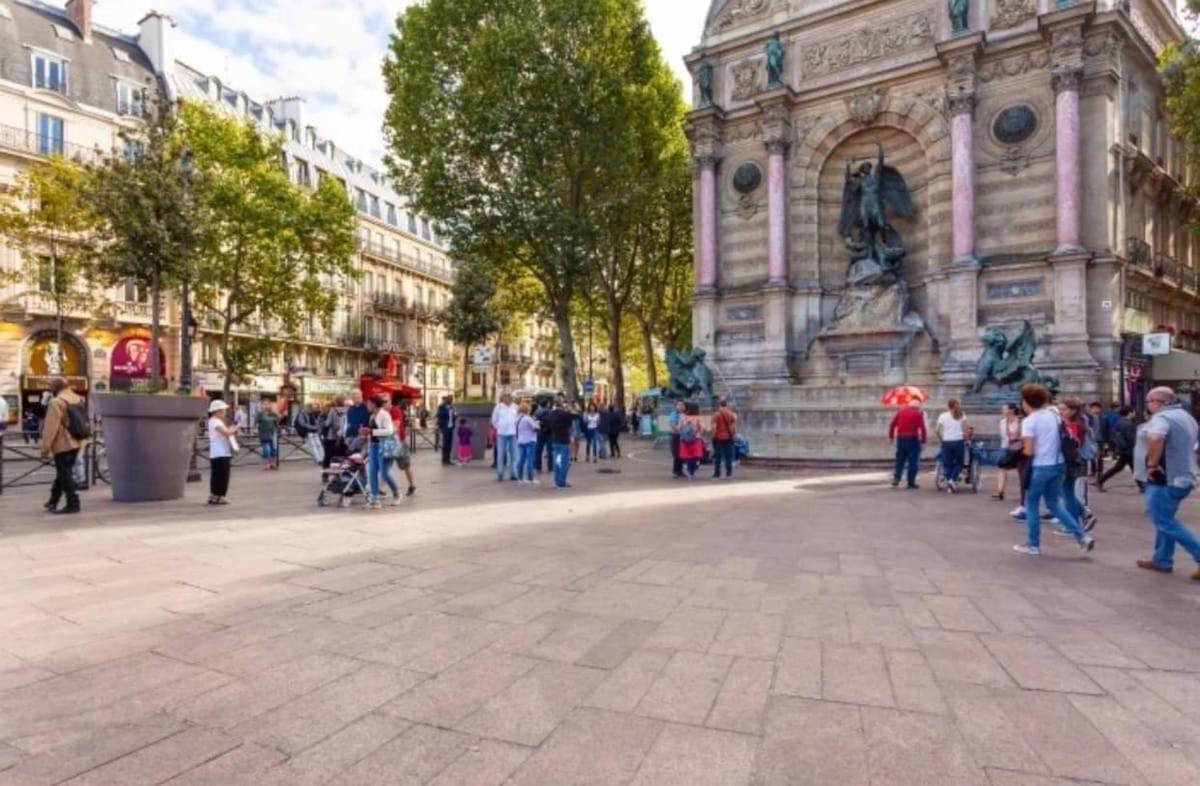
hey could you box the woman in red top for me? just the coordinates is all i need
[677,402,706,479]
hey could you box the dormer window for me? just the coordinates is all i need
[116,81,147,117]
[32,52,68,93]
[51,24,76,41]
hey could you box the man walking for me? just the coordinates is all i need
[436,395,455,466]
[546,398,575,489]
[40,377,86,515]
[295,403,324,466]
[492,393,519,481]
[345,390,369,443]
[888,398,926,489]
[1134,387,1200,581]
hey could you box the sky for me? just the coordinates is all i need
[91,0,708,167]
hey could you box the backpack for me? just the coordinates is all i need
[65,403,91,441]
[681,421,698,444]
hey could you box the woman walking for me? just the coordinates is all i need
[677,402,706,479]
[362,394,400,508]
[936,399,969,493]
[994,403,1022,501]
[584,403,601,462]
[1060,398,1097,531]
[516,404,539,484]
[207,400,240,505]
[606,405,623,459]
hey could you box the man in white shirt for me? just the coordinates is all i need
[1014,384,1095,557]
[491,393,520,482]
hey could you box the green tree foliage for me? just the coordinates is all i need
[178,101,358,398]
[440,260,503,397]
[0,158,99,359]
[383,0,673,401]
[88,99,203,390]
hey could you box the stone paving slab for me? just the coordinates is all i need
[1,451,1199,784]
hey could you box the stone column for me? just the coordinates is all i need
[766,138,789,284]
[1052,65,1084,254]
[948,90,976,263]
[697,156,720,291]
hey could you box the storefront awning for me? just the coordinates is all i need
[1152,349,1200,383]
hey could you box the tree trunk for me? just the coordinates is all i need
[461,346,469,398]
[220,310,234,401]
[639,317,658,389]
[150,268,162,392]
[606,303,625,410]
[553,301,580,403]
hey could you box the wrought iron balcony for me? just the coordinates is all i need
[335,333,366,348]
[1126,237,1153,271]
[0,123,103,164]
[370,292,409,313]
[1153,252,1180,285]
[357,238,457,283]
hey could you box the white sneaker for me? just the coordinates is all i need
[1012,544,1041,556]
[1009,506,1026,520]
[530,478,540,485]
[390,496,401,507]
[1079,536,1096,554]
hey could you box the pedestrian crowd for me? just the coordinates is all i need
[887,383,1200,581]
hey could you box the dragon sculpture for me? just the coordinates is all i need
[973,321,1060,394]
[664,348,716,402]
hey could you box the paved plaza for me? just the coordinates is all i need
[1,447,1199,785]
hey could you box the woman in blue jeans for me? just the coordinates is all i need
[515,406,539,484]
[935,399,968,493]
[1014,384,1096,556]
[363,394,400,508]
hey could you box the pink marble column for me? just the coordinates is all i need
[1053,67,1083,253]
[949,94,975,262]
[767,141,788,283]
[697,157,718,290]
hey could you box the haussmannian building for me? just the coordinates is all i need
[0,0,472,424]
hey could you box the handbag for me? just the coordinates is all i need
[380,435,401,460]
[997,448,1022,470]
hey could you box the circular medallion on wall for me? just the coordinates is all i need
[992,105,1038,146]
[732,162,762,194]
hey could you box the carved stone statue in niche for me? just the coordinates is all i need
[948,0,970,35]
[765,31,786,89]
[697,61,714,108]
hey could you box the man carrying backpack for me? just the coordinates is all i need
[40,377,87,515]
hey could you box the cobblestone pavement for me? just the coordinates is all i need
[1,447,1199,785]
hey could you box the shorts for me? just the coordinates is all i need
[393,442,411,470]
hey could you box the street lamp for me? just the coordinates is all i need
[179,149,196,393]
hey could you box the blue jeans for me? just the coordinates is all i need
[517,441,537,482]
[552,443,571,488]
[893,437,920,486]
[940,440,964,483]
[496,434,517,479]
[369,442,399,501]
[260,435,278,460]
[1025,464,1085,548]
[712,440,734,477]
[1145,484,1200,569]
[1064,472,1086,521]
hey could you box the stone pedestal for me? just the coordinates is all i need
[817,280,923,385]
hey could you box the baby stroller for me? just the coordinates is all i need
[318,450,368,508]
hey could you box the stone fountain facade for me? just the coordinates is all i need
[688,0,1196,459]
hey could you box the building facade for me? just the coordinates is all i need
[0,0,458,425]
[688,0,1195,458]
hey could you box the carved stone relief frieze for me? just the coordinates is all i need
[800,12,934,79]
[916,87,949,119]
[977,50,1050,82]
[990,0,1036,30]
[1049,26,1085,66]
[731,58,764,102]
[707,0,778,36]
[1084,30,1122,71]
[725,121,764,145]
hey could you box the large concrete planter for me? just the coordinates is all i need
[456,402,495,462]
[93,394,208,502]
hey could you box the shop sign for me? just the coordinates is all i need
[1143,333,1172,356]
[110,336,167,382]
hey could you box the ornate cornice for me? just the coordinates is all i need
[800,11,934,79]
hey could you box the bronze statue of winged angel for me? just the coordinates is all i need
[837,141,918,276]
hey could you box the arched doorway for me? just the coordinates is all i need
[21,330,89,419]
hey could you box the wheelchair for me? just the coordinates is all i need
[934,440,985,494]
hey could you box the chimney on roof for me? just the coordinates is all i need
[137,11,176,87]
[65,0,92,43]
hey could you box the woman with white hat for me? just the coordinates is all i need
[207,400,240,505]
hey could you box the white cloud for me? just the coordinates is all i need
[90,0,708,167]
